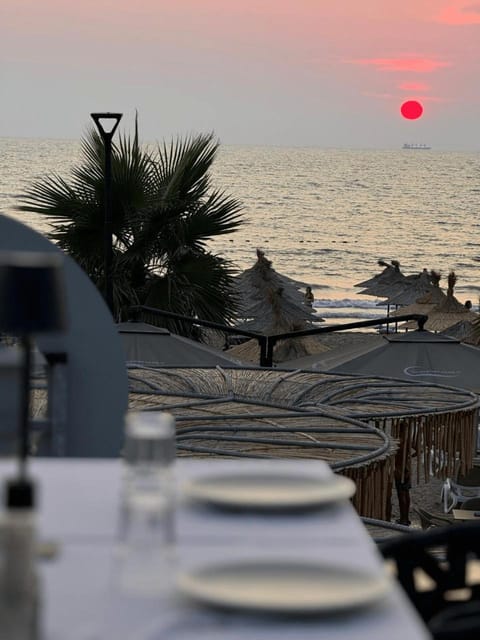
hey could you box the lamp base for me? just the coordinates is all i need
[5,477,35,509]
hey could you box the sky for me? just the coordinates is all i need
[2,0,480,149]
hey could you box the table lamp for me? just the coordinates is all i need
[0,251,67,508]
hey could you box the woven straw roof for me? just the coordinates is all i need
[390,287,445,318]
[127,365,478,488]
[127,364,402,518]
[442,320,480,345]
[423,297,478,332]
[235,249,322,331]
[128,365,477,421]
[381,270,440,306]
[399,276,478,331]
[354,260,405,291]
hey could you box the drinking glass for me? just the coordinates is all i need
[116,411,176,597]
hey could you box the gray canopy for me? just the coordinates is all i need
[285,330,480,394]
[117,322,240,367]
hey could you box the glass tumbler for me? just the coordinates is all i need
[117,411,176,597]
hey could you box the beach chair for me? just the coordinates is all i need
[441,466,480,513]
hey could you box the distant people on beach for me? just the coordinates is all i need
[304,286,314,307]
[465,300,472,310]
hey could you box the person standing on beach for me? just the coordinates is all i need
[304,286,314,307]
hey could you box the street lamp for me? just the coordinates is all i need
[90,112,123,314]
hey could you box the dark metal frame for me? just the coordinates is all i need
[129,304,428,367]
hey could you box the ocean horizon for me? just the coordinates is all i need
[1,137,479,325]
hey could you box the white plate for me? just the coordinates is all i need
[177,560,390,614]
[182,471,356,511]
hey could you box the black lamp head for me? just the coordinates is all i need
[0,251,67,335]
[90,112,123,142]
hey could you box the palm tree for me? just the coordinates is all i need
[16,122,244,335]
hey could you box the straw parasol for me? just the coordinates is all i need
[390,272,447,320]
[422,272,478,332]
[359,263,432,315]
[354,259,406,292]
[400,271,478,332]
[381,269,442,307]
[231,249,325,362]
[226,334,330,365]
[235,249,322,330]
[442,319,480,345]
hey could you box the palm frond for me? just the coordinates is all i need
[15,118,244,324]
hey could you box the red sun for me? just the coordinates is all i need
[400,100,423,120]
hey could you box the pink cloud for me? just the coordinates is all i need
[398,82,431,91]
[348,57,451,72]
[436,2,480,25]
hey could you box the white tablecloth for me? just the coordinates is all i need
[0,459,430,639]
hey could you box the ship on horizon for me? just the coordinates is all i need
[402,143,431,150]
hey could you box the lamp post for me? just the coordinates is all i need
[90,112,123,314]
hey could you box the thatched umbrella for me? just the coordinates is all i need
[356,261,411,306]
[400,272,478,332]
[235,249,322,330]
[227,334,330,365]
[390,272,447,320]
[423,272,478,332]
[355,260,413,323]
[442,319,480,345]
[354,259,405,291]
[381,269,442,307]
[232,249,324,361]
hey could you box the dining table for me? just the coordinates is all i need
[0,458,431,639]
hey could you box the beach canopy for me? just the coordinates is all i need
[287,330,480,394]
[354,260,405,292]
[419,296,478,332]
[397,271,478,332]
[443,320,479,345]
[380,270,442,306]
[127,365,479,516]
[389,286,446,316]
[127,364,398,519]
[234,249,322,332]
[117,322,241,367]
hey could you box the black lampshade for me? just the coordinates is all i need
[0,251,67,334]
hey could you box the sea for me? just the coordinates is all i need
[1,137,480,326]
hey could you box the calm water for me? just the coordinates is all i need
[1,137,480,324]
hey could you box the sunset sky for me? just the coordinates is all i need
[2,0,480,149]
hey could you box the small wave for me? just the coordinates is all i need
[318,310,384,320]
[314,298,382,309]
